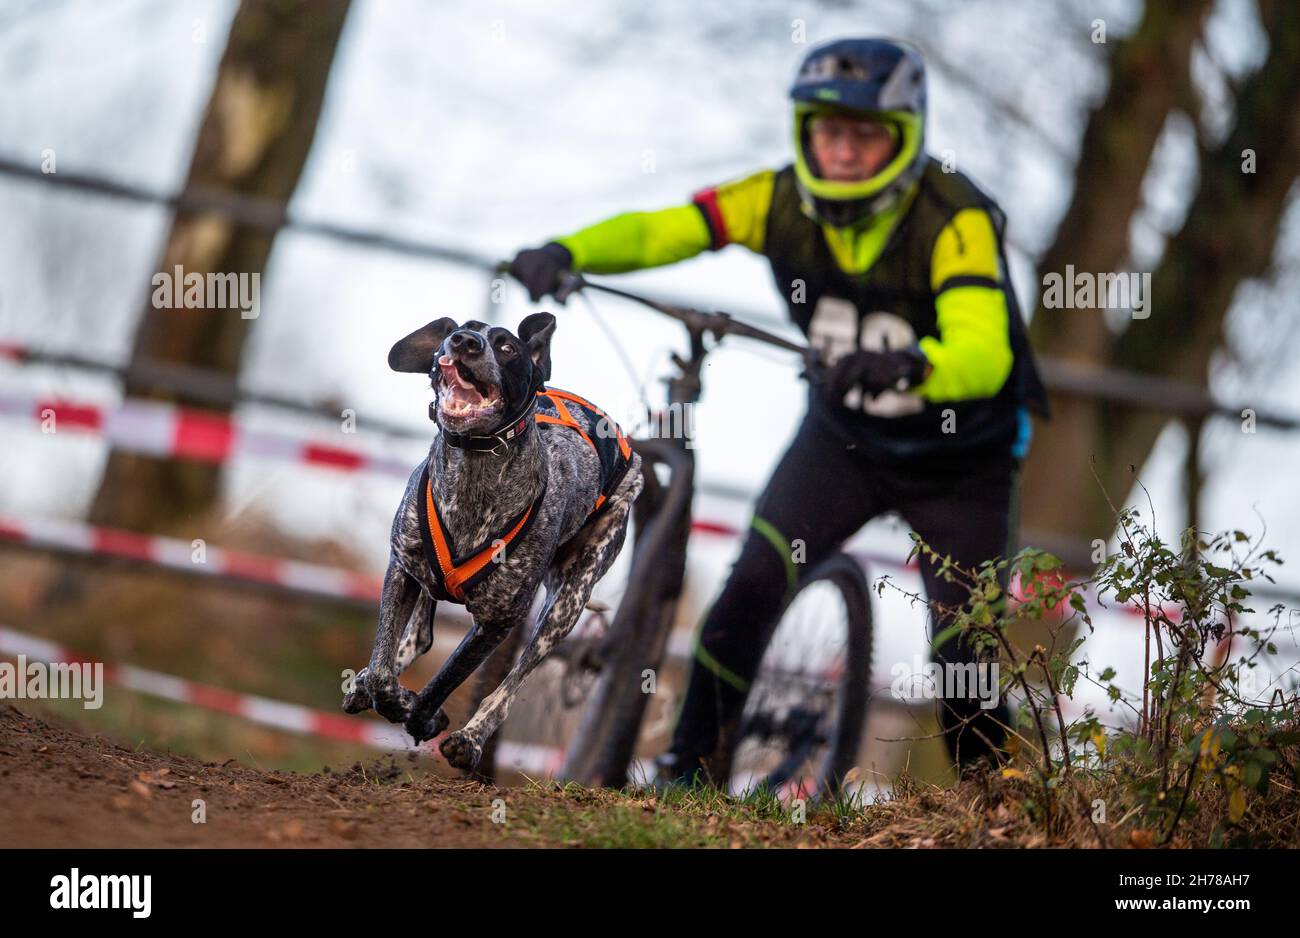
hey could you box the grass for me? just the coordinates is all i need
[507,735,1300,848]
[495,777,887,847]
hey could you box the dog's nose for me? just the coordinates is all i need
[447,330,484,357]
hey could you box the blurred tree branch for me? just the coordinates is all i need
[1104,0,1300,520]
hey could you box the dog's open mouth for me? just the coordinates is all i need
[437,355,502,419]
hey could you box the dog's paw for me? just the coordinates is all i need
[404,705,450,745]
[342,667,373,713]
[367,672,415,724]
[439,731,482,771]
[341,686,372,714]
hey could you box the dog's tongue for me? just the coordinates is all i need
[438,355,482,404]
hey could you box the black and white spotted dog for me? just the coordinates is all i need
[343,312,642,772]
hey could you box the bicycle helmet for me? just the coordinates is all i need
[790,38,927,227]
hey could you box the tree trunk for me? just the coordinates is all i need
[88,0,352,533]
[1020,0,1211,545]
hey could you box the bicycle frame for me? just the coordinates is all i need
[559,328,701,785]
[557,274,823,787]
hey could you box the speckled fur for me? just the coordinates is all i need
[342,314,642,772]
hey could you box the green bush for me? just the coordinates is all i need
[893,503,1299,847]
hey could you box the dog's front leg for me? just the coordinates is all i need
[403,612,524,744]
[438,583,584,771]
[343,587,434,715]
[351,558,423,724]
[441,498,634,771]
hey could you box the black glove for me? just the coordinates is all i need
[509,242,573,302]
[823,347,930,405]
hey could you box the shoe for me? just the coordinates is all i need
[944,700,1012,774]
[651,750,706,792]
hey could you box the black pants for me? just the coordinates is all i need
[670,410,1021,769]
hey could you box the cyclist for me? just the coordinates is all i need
[509,37,1050,783]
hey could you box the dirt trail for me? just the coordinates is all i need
[0,705,865,848]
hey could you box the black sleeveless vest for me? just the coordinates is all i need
[764,158,1049,463]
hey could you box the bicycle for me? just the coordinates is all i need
[487,269,875,797]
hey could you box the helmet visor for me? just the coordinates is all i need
[793,103,922,203]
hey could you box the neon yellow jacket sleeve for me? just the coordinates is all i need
[913,208,1015,402]
[553,205,712,273]
[693,170,775,253]
[551,169,777,272]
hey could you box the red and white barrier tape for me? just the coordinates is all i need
[0,624,568,776]
[0,513,383,604]
[1,502,1177,634]
[0,388,904,559]
[0,623,1102,776]
[1,388,1181,623]
[0,389,413,478]
[0,342,39,363]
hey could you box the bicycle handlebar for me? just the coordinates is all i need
[497,260,823,376]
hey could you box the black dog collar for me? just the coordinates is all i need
[433,380,545,456]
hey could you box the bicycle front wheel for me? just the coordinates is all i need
[723,551,873,800]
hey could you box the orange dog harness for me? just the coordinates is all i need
[418,387,633,603]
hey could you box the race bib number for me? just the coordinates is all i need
[808,298,924,417]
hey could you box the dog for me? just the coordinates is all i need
[342,312,642,772]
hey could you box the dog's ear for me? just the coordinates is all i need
[389,318,457,373]
[519,312,556,382]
